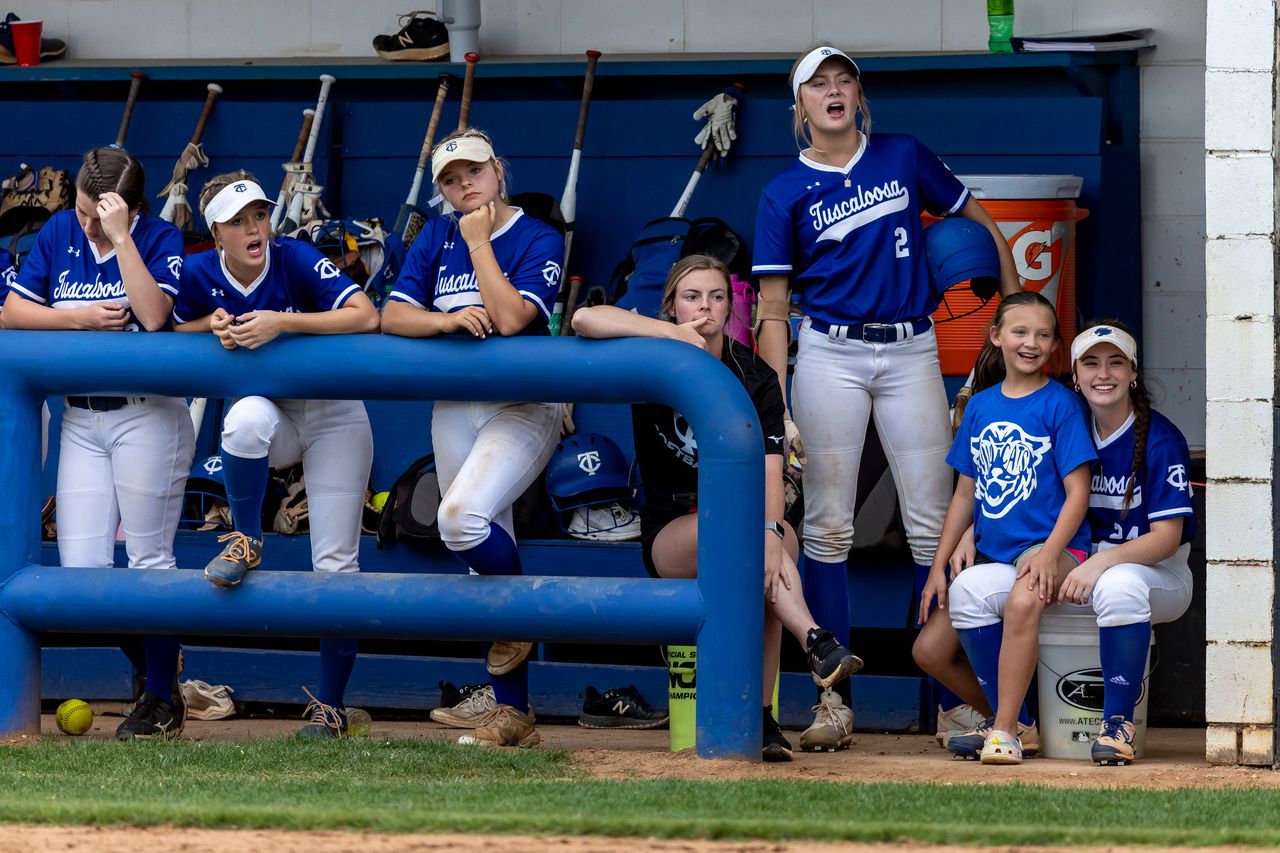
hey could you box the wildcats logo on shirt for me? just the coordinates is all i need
[811,180,910,243]
[972,421,1052,519]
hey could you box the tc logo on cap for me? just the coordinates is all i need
[820,48,832,55]
[446,141,458,151]
[576,451,601,475]
[234,183,248,193]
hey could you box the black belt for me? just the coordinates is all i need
[807,317,933,343]
[66,396,140,412]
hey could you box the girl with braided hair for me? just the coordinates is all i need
[3,146,194,740]
[1057,319,1195,765]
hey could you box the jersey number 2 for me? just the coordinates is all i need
[894,227,910,258]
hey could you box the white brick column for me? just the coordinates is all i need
[1204,0,1278,766]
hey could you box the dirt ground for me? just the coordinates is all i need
[8,711,1278,853]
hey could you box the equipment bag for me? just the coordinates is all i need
[376,453,441,549]
[611,216,748,317]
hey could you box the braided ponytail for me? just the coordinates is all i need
[76,146,148,212]
[1122,379,1153,516]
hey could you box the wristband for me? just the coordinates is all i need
[764,521,785,540]
[469,239,490,255]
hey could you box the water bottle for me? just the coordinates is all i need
[987,0,1014,54]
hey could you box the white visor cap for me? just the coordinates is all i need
[203,180,274,232]
[792,46,861,100]
[1070,324,1138,368]
[431,135,497,184]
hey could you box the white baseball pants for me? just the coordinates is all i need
[792,320,952,565]
[56,397,195,570]
[431,400,560,552]
[948,543,1193,630]
[221,397,373,574]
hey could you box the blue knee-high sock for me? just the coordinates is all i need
[454,523,520,577]
[458,524,529,714]
[220,451,268,540]
[802,555,851,645]
[955,624,1033,726]
[318,639,359,709]
[1100,622,1151,720]
[142,636,182,704]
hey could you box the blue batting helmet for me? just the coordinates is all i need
[545,433,635,513]
[924,218,1001,300]
[181,455,230,531]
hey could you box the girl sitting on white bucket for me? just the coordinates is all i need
[1056,320,1195,765]
[917,291,1097,765]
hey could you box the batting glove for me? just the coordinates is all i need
[784,416,805,478]
[693,93,738,156]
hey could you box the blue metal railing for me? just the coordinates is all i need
[0,331,763,759]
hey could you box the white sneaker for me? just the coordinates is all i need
[180,679,236,721]
[799,688,854,752]
[566,503,641,542]
[431,685,498,729]
[936,702,987,748]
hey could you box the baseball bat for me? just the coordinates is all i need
[394,74,452,246]
[115,70,145,149]
[158,83,223,226]
[273,108,316,215]
[457,52,479,130]
[670,143,716,219]
[275,73,336,233]
[561,275,586,336]
[559,49,601,273]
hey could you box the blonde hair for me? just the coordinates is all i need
[431,127,511,201]
[788,45,872,152]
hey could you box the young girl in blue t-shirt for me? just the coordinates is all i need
[917,291,1096,765]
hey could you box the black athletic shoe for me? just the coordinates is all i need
[438,680,487,710]
[578,685,670,730]
[115,691,184,741]
[762,706,793,762]
[806,628,863,690]
[372,11,449,61]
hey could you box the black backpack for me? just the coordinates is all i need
[610,216,749,317]
[376,453,442,549]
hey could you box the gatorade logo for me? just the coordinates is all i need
[1009,222,1065,284]
[1056,667,1145,712]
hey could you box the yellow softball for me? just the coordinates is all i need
[55,699,93,736]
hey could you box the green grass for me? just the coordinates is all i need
[1,737,1279,846]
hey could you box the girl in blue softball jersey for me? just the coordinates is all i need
[919,291,1096,765]
[751,45,1021,742]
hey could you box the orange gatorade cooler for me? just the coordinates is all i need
[932,175,1089,376]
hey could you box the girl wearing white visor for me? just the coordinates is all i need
[382,128,565,748]
[173,171,380,738]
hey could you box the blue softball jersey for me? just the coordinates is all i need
[172,237,361,323]
[751,133,969,326]
[948,380,1097,564]
[387,208,564,336]
[1089,409,1196,546]
[0,247,14,308]
[12,210,184,329]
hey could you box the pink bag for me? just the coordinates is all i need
[724,275,757,348]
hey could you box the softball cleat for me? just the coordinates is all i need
[204,532,262,588]
[1092,715,1137,766]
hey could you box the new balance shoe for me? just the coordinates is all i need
[762,706,793,762]
[486,640,532,676]
[297,687,349,739]
[0,14,67,64]
[949,717,1039,760]
[204,531,262,588]
[935,702,987,748]
[457,704,540,748]
[805,628,863,690]
[372,11,449,61]
[799,688,854,752]
[979,728,1023,764]
[180,679,236,721]
[578,685,669,729]
[1092,715,1137,766]
[431,684,497,728]
[115,691,184,741]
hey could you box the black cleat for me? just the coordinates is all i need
[578,685,669,730]
[806,628,863,690]
[115,691,185,741]
[762,706,793,762]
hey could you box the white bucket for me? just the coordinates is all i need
[1036,611,1152,760]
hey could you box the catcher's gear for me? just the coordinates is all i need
[692,91,738,157]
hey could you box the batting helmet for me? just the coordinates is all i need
[182,455,231,531]
[924,217,1001,301]
[545,433,635,513]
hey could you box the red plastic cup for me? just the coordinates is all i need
[10,19,43,67]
